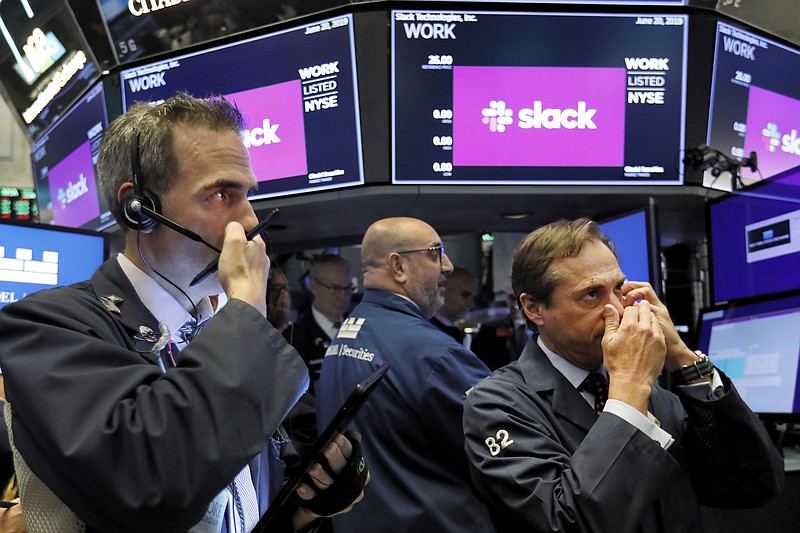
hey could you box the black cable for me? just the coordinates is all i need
[136,230,200,324]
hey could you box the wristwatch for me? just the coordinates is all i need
[670,351,715,385]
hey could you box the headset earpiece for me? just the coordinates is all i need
[122,127,162,232]
[120,189,161,232]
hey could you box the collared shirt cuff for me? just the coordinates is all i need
[677,369,723,399]
[604,399,675,450]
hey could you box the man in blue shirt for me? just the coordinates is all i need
[316,217,495,532]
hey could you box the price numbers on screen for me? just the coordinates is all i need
[734,70,752,84]
[433,136,453,149]
[432,109,453,121]
[428,55,453,66]
[432,162,453,174]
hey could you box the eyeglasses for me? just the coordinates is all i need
[313,278,357,295]
[396,244,445,264]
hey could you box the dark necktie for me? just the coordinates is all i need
[580,372,609,416]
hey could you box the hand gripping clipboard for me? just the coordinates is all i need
[253,362,390,531]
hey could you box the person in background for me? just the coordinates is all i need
[0,93,366,532]
[268,269,294,334]
[317,217,495,533]
[286,254,354,395]
[470,292,529,370]
[431,266,477,345]
[463,218,784,532]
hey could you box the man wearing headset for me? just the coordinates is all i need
[0,93,365,532]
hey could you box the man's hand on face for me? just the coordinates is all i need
[621,281,697,371]
[602,299,666,414]
[217,221,269,317]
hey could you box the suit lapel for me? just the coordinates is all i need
[518,339,599,434]
[89,258,165,366]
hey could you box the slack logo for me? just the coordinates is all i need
[481,100,514,132]
[760,121,800,156]
[56,173,89,209]
[481,100,598,131]
[518,101,597,130]
[242,118,281,148]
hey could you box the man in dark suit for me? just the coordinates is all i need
[286,254,353,395]
[463,218,784,532]
[0,94,365,532]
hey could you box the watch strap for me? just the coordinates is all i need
[670,351,714,385]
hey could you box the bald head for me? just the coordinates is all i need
[361,218,435,272]
[360,217,454,318]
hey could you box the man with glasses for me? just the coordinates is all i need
[316,217,495,533]
[286,254,354,396]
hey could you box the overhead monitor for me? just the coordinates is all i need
[707,164,800,304]
[96,0,350,64]
[598,203,660,293]
[30,82,114,231]
[0,0,101,139]
[391,10,688,185]
[0,220,108,310]
[119,13,363,201]
[696,291,800,416]
[706,21,800,189]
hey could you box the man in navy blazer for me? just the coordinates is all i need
[463,218,784,532]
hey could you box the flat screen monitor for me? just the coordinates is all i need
[708,164,800,304]
[96,0,350,65]
[0,0,101,139]
[598,204,660,292]
[119,13,363,201]
[0,187,38,223]
[30,82,114,231]
[391,10,688,185]
[0,221,107,310]
[696,291,800,415]
[706,21,800,189]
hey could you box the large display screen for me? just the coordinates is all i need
[392,10,688,185]
[0,220,107,310]
[706,21,800,189]
[696,292,800,415]
[119,14,363,200]
[708,164,800,304]
[30,82,114,231]
[0,0,101,139]
[97,0,349,64]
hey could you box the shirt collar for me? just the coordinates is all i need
[116,253,226,339]
[537,336,607,390]
[312,305,340,338]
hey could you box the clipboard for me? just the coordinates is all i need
[253,362,390,531]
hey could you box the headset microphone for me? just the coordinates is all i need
[131,200,221,253]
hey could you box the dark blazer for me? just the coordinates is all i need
[284,311,330,394]
[0,258,309,532]
[463,339,784,533]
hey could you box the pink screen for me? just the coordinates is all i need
[452,66,626,167]
[743,85,800,179]
[226,81,308,181]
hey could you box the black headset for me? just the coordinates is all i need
[120,129,162,232]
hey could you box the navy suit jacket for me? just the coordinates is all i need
[0,258,308,532]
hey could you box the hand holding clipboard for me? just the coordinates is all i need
[253,362,390,531]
